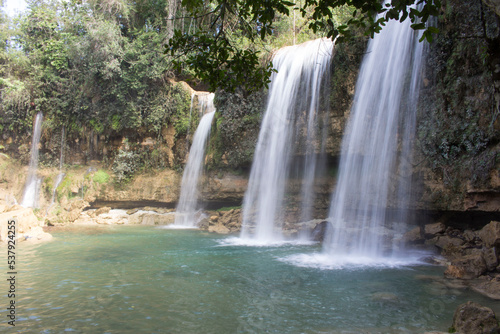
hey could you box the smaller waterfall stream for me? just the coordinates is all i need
[174,95,216,227]
[21,112,44,208]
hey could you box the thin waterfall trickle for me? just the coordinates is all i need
[323,13,427,261]
[47,127,66,215]
[174,94,216,227]
[240,38,333,243]
[21,112,43,208]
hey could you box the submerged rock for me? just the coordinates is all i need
[471,276,500,300]
[451,301,500,334]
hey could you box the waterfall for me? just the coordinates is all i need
[240,38,333,243]
[21,112,43,208]
[323,14,426,260]
[197,93,216,117]
[47,127,66,215]
[174,95,216,227]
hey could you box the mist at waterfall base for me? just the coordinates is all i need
[235,38,333,245]
[172,96,216,228]
[13,226,500,333]
[282,14,428,268]
[21,112,44,208]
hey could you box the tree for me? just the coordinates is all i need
[167,0,441,92]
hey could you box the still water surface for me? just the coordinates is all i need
[1,225,498,333]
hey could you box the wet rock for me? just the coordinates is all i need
[95,206,111,216]
[479,221,500,248]
[435,235,465,249]
[451,301,499,334]
[483,247,499,272]
[128,211,175,225]
[371,292,399,303]
[424,222,446,237]
[311,221,328,242]
[471,275,500,300]
[463,230,479,244]
[208,223,230,234]
[210,215,219,222]
[444,253,488,279]
[21,226,53,243]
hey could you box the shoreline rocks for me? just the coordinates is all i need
[0,204,52,243]
[405,220,500,300]
[451,301,500,334]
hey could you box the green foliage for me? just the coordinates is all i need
[168,0,441,92]
[43,176,53,197]
[56,173,73,201]
[417,6,500,194]
[93,170,110,184]
[112,148,141,183]
[209,88,264,167]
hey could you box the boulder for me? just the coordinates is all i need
[128,211,175,225]
[311,221,328,242]
[483,247,499,272]
[451,301,499,334]
[463,230,478,244]
[444,253,488,279]
[0,208,52,243]
[95,206,111,216]
[424,222,446,237]
[471,276,500,300]
[479,221,500,248]
[435,235,465,249]
[21,226,53,243]
[208,223,230,234]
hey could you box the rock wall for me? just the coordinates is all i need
[415,0,500,213]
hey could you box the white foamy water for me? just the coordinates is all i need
[218,236,316,247]
[324,10,427,259]
[241,38,333,243]
[21,112,43,208]
[280,252,430,270]
[174,106,216,227]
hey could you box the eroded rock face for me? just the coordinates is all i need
[482,0,500,16]
[479,221,500,248]
[204,209,242,234]
[452,301,500,334]
[444,253,488,279]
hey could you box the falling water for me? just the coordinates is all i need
[240,38,333,242]
[197,93,216,117]
[323,14,426,260]
[46,127,66,215]
[59,126,65,170]
[174,100,216,227]
[21,112,44,208]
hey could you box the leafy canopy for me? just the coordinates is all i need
[167,0,441,92]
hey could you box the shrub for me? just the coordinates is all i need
[93,170,110,184]
[112,149,140,183]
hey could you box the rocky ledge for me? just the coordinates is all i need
[405,220,500,300]
[0,202,52,243]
